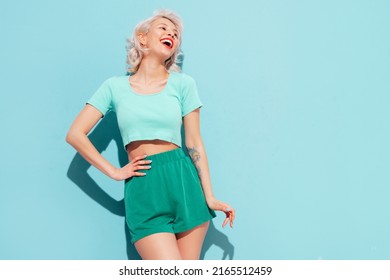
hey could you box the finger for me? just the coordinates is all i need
[134,159,152,166]
[229,208,235,220]
[131,154,148,164]
[133,161,152,169]
[222,218,229,228]
[133,155,147,162]
[133,172,147,176]
[230,210,235,226]
[139,159,153,165]
[133,165,151,170]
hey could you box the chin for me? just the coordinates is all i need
[161,51,175,61]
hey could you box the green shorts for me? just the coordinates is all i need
[124,148,216,244]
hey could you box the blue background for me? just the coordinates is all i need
[1,0,389,260]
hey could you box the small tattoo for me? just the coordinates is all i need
[188,147,202,178]
[188,147,200,163]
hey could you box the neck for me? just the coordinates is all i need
[134,56,168,83]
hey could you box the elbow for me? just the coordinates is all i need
[65,131,74,145]
[65,129,80,146]
[66,129,88,148]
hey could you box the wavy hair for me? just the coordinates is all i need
[126,10,183,74]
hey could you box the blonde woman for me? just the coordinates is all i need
[66,10,235,260]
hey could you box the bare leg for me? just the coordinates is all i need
[134,232,182,260]
[176,221,210,260]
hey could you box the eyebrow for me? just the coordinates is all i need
[158,23,178,33]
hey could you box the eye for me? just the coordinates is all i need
[160,26,166,30]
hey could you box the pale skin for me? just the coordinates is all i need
[66,17,235,260]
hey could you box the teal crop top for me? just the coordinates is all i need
[86,72,202,150]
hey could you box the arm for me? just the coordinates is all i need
[183,109,235,227]
[66,104,150,181]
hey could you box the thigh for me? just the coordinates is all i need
[176,221,210,260]
[134,232,182,260]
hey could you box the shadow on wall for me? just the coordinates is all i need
[201,222,235,260]
[67,111,234,260]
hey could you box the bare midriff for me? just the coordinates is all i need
[126,140,179,161]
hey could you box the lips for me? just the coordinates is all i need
[160,38,174,49]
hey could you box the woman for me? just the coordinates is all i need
[66,9,235,260]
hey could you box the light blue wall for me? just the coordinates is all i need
[1,0,389,260]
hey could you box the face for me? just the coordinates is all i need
[139,17,180,59]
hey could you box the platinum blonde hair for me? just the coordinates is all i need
[126,10,183,74]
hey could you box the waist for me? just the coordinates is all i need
[143,147,187,166]
[126,140,180,161]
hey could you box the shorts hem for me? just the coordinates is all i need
[131,229,174,244]
[173,215,216,235]
[130,214,216,244]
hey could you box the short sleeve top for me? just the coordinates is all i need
[86,72,202,150]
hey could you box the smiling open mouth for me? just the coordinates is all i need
[160,38,174,49]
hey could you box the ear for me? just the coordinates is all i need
[137,32,147,46]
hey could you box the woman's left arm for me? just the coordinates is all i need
[183,109,235,228]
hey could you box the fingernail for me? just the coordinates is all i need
[148,160,152,163]
[225,208,231,211]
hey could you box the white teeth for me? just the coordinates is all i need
[161,39,172,47]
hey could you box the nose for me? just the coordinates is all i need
[166,29,175,38]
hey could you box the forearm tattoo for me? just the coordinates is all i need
[188,146,202,179]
